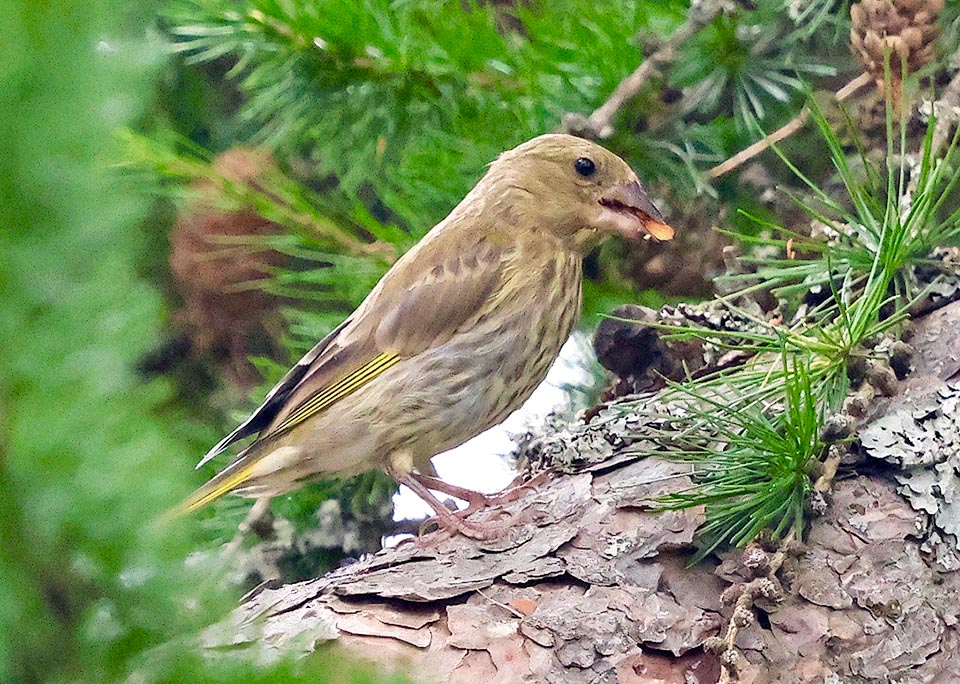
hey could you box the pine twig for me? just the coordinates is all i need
[707,72,873,179]
[708,528,798,683]
[814,446,844,494]
[560,0,726,138]
[707,110,811,180]
[475,588,526,619]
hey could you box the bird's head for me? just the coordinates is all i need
[487,134,674,253]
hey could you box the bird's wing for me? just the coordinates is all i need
[263,235,507,437]
[195,234,508,469]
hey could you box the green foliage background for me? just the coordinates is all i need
[3,0,956,680]
[0,1,393,682]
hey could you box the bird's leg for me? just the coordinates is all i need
[392,469,516,540]
[404,473,490,510]
[387,455,515,540]
[407,471,546,516]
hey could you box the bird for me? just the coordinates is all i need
[175,133,674,538]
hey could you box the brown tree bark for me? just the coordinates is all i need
[202,300,960,684]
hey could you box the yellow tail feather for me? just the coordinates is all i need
[166,460,259,519]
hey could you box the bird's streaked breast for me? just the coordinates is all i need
[370,244,584,464]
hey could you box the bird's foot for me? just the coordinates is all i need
[391,470,525,542]
[472,470,549,511]
[222,496,272,556]
[417,505,517,542]
[407,470,547,518]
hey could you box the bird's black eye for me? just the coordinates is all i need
[574,157,596,177]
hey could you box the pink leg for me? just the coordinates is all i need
[390,469,516,541]
[408,471,548,515]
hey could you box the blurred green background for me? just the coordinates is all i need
[3,0,954,681]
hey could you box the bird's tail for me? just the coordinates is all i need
[166,447,263,519]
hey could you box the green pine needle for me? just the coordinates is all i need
[639,355,821,563]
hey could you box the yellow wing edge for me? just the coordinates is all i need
[271,352,400,435]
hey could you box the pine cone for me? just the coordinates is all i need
[169,147,286,384]
[850,0,943,106]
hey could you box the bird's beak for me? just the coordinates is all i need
[596,181,674,242]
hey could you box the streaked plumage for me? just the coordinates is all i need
[177,134,674,534]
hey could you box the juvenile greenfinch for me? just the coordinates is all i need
[177,134,674,537]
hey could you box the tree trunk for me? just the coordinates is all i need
[202,300,960,684]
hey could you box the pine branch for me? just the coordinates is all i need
[560,0,726,138]
[707,71,872,178]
